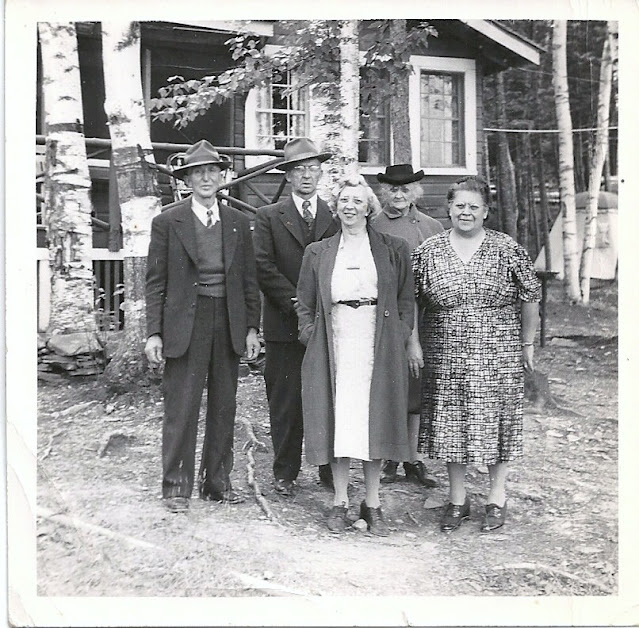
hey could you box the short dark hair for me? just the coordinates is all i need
[446,175,490,206]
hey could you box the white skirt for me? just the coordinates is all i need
[332,303,376,460]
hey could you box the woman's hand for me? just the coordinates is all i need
[407,338,424,378]
[522,345,534,373]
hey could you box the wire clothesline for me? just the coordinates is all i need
[484,126,618,134]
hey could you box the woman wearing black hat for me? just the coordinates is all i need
[372,165,443,488]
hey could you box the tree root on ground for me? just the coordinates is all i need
[238,416,276,522]
[39,430,64,461]
[38,506,162,551]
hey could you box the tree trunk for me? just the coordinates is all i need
[551,21,580,302]
[101,22,162,391]
[579,22,616,304]
[495,72,518,238]
[536,135,552,271]
[339,20,360,178]
[315,20,360,198]
[516,134,530,250]
[389,20,412,164]
[38,22,97,340]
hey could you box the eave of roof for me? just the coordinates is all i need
[460,19,542,66]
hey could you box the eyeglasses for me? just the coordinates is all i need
[390,186,410,194]
[290,165,322,174]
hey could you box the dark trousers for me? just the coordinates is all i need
[264,340,306,481]
[162,296,240,498]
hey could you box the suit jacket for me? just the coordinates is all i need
[253,196,339,342]
[296,228,414,464]
[145,197,260,358]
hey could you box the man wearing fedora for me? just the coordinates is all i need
[372,164,443,486]
[254,137,339,496]
[145,139,261,513]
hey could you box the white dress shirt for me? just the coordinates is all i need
[292,194,318,219]
[191,196,220,227]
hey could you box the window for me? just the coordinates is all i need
[245,68,309,167]
[409,56,477,175]
[359,100,390,167]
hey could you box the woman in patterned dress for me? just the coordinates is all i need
[297,175,414,536]
[412,176,541,533]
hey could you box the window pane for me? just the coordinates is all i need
[420,71,464,167]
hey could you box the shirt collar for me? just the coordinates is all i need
[292,194,318,218]
[191,196,220,226]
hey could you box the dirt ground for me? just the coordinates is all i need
[36,279,618,599]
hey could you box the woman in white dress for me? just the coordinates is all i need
[297,175,415,535]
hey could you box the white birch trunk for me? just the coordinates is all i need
[339,20,360,178]
[551,21,581,302]
[314,20,360,199]
[102,21,162,387]
[38,22,97,338]
[579,22,617,304]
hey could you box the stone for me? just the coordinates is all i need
[352,519,368,531]
[423,497,445,510]
[47,332,103,357]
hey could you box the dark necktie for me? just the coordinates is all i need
[302,200,314,231]
[206,208,214,228]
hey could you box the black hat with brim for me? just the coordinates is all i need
[377,164,425,185]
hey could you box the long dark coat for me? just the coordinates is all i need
[145,198,261,358]
[253,196,338,342]
[296,228,414,465]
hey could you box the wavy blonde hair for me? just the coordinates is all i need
[328,174,382,221]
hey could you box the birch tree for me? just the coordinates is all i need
[579,21,617,304]
[101,21,162,389]
[551,20,581,302]
[38,22,97,340]
[338,20,360,178]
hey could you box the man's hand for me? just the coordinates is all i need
[145,335,164,367]
[245,328,261,361]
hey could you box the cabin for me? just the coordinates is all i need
[36,19,541,331]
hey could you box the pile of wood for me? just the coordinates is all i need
[38,332,106,381]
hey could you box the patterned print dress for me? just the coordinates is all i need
[411,229,541,464]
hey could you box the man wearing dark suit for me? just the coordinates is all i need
[145,140,261,513]
[254,138,339,496]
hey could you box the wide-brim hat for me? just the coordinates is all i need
[276,137,332,171]
[172,139,231,178]
[377,164,425,185]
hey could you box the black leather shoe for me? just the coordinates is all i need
[381,460,398,483]
[319,464,334,489]
[273,478,295,496]
[404,461,438,488]
[200,488,246,504]
[440,496,471,532]
[164,496,189,513]
[359,501,390,537]
[327,504,350,533]
[481,501,507,532]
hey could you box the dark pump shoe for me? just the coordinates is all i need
[381,460,398,483]
[326,504,350,533]
[273,478,295,496]
[200,488,246,504]
[481,501,507,532]
[440,496,471,532]
[359,501,390,537]
[318,464,334,489]
[164,496,189,513]
[404,461,438,488]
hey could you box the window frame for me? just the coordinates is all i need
[244,45,310,169]
[408,55,477,176]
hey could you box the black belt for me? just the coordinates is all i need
[336,299,378,309]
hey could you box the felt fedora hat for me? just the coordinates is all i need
[377,164,425,185]
[172,140,231,178]
[276,137,332,171]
